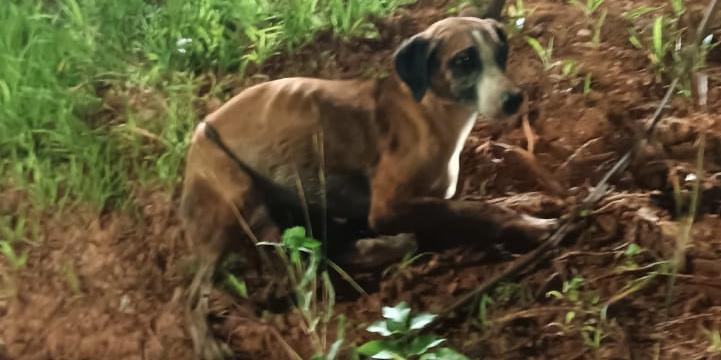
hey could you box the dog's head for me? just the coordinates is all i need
[394,17,522,120]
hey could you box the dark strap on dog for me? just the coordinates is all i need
[201,120,307,209]
[202,121,258,178]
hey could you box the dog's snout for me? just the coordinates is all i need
[501,90,523,115]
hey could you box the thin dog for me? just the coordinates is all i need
[180,16,555,359]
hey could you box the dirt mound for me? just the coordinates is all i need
[0,189,194,359]
[3,0,721,359]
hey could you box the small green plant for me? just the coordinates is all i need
[547,277,609,354]
[628,28,644,49]
[583,73,593,95]
[63,261,82,295]
[0,241,28,269]
[495,282,532,304]
[669,0,684,18]
[591,8,607,48]
[357,302,469,359]
[621,243,643,269]
[475,282,531,328]
[624,6,660,50]
[569,0,604,16]
[258,226,343,359]
[224,273,248,299]
[311,316,348,360]
[649,15,669,74]
[557,58,592,95]
[328,0,413,40]
[623,6,660,20]
[625,0,716,95]
[547,276,584,303]
[580,307,606,352]
[477,294,494,327]
[559,59,581,81]
[526,36,555,70]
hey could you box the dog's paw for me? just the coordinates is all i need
[338,233,418,270]
[500,214,559,253]
[520,214,559,232]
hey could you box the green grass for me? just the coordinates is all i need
[0,0,413,214]
[0,0,412,271]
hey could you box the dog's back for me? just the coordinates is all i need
[201,77,382,187]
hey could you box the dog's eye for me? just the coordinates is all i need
[450,48,479,73]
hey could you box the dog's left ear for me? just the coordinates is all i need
[394,35,433,102]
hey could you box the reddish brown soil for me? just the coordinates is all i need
[3,0,721,359]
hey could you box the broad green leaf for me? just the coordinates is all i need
[357,340,401,359]
[302,237,322,249]
[366,320,392,336]
[407,335,445,356]
[386,319,408,334]
[357,340,385,355]
[383,302,411,324]
[420,347,471,360]
[369,350,400,359]
[282,226,307,250]
[410,313,437,331]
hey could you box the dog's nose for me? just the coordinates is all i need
[501,91,523,115]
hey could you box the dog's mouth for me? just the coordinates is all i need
[475,94,528,135]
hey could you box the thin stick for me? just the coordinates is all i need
[696,0,720,44]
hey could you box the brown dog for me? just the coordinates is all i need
[180,16,555,358]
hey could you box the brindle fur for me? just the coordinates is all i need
[180,16,555,359]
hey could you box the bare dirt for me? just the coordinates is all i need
[3,0,721,359]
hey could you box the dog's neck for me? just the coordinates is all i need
[385,74,478,141]
[380,75,478,198]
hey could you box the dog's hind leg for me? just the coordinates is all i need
[180,138,282,359]
[180,178,230,359]
[182,176,284,359]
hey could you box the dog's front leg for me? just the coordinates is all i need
[369,197,556,252]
